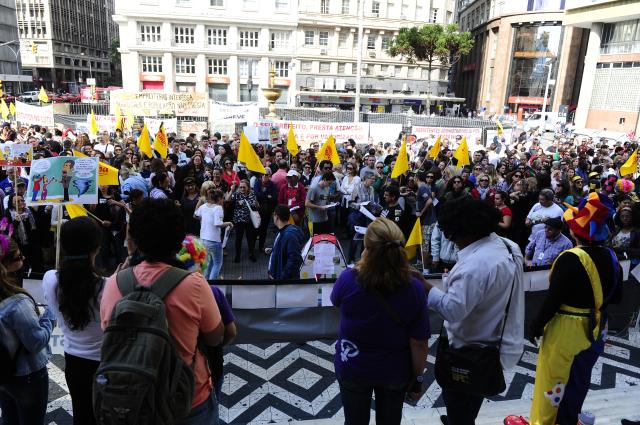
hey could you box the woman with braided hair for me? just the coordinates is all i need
[331,217,430,425]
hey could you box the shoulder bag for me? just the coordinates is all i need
[244,199,261,229]
[434,239,517,397]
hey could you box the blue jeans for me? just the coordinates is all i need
[175,390,219,425]
[0,367,49,425]
[203,240,223,280]
[338,378,407,425]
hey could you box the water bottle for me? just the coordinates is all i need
[577,412,595,425]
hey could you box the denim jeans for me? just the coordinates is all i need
[0,367,49,425]
[203,240,223,280]
[175,390,219,425]
[338,378,407,425]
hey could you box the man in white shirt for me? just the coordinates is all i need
[419,197,525,425]
[526,188,564,239]
[93,133,114,158]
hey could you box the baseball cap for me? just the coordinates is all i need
[286,170,299,178]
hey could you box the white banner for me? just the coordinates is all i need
[110,90,209,117]
[144,117,178,136]
[15,101,54,128]
[88,114,117,133]
[210,101,259,124]
[178,121,208,138]
[251,121,370,147]
[369,123,403,145]
[412,126,483,144]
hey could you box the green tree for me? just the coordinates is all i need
[110,38,121,67]
[387,24,474,112]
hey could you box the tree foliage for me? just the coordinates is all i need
[387,24,474,68]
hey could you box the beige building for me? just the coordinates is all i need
[564,0,640,134]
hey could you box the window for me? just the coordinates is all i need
[367,35,375,49]
[274,60,289,77]
[271,31,290,49]
[342,0,349,14]
[320,0,329,13]
[207,28,227,46]
[301,61,312,73]
[175,57,196,74]
[338,63,345,74]
[243,0,257,9]
[210,0,224,6]
[305,30,315,45]
[319,31,329,46]
[431,8,438,23]
[319,62,331,73]
[239,59,258,77]
[239,30,259,48]
[208,58,228,75]
[139,24,161,42]
[275,0,289,11]
[209,84,228,101]
[174,26,195,44]
[338,32,348,47]
[371,0,379,17]
[240,84,258,102]
[142,55,163,72]
[382,35,390,50]
[421,68,429,79]
[401,1,409,18]
[353,33,359,48]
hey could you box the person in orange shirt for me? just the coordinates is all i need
[100,198,224,425]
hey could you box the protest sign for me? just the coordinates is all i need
[369,123,403,145]
[210,101,259,124]
[26,156,99,206]
[88,114,117,133]
[110,90,209,117]
[0,144,32,167]
[144,117,178,136]
[15,101,55,128]
[76,122,89,134]
[252,121,370,147]
[178,121,208,138]
[412,126,483,144]
[243,125,280,145]
[486,128,514,144]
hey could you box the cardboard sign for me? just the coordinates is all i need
[26,156,99,206]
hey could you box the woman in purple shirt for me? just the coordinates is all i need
[331,217,430,425]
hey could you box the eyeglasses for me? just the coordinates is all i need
[514,174,522,178]
[376,165,384,169]
[480,179,489,182]
[474,167,482,170]
[426,175,434,179]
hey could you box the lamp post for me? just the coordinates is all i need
[353,0,364,122]
[0,40,23,94]
[541,58,556,131]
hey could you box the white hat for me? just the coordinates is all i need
[286,170,300,177]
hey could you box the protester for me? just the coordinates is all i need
[231,180,259,262]
[524,217,573,267]
[195,188,233,280]
[268,205,305,280]
[306,172,337,235]
[42,217,103,425]
[331,217,429,425]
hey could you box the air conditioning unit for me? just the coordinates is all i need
[368,51,376,58]
[320,48,327,55]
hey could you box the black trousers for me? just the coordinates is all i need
[442,388,484,425]
[234,221,256,258]
[65,352,100,425]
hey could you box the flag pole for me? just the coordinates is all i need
[55,205,63,269]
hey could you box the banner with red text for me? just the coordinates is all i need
[15,101,55,128]
[252,121,370,147]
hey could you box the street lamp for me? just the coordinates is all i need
[0,40,23,94]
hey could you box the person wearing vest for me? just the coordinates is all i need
[527,193,622,425]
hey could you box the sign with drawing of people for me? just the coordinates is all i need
[0,144,33,167]
[26,157,99,206]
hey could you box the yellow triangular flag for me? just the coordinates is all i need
[453,137,470,169]
[427,135,441,159]
[316,135,340,166]
[287,125,299,157]
[391,137,409,178]
[137,122,153,158]
[405,217,422,247]
[9,102,16,117]
[38,86,49,103]
[98,162,120,185]
[89,110,99,136]
[238,132,266,174]
[153,122,168,159]
[496,120,504,137]
[620,149,638,177]
[115,105,123,131]
[125,108,135,131]
[73,150,87,157]
[0,99,9,120]
[65,204,88,219]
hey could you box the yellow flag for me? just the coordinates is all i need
[73,149,87,157]
[89,110,99,136]
[115,105,123,131]
[620,149,638,177]
[9,102,16,117]
[427,135,441,159]
[153,122,168,159]
[0,99,9,120]
[38,86,49,103]
[137,122,153,158]
[404,217,422,260]
[238,132,266,174]
[65,204,88,219]
[453,137,470,169]
[391,137,409,178]
[287,124,299,157]
[316,135,340,166]
[496,120,504,137]
[125,108,135,131]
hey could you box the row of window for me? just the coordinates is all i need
[299,61,441,79]
[178,0,290,11]
[304,29,391,50]
[319,0,440,21]
[141,56,290,77]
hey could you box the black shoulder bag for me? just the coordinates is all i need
[434,239,517,397]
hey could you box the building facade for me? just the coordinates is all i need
[564,0,640,134]
[453,0,587,119]
[0,0,30,94]
[16,0,117,91]
[114,0,458,111]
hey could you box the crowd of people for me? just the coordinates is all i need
[0,118,639,425]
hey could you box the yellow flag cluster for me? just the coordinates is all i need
[453,137,470,169]
[391,137,409,178]
[287,124,299,157]
[620,149,638,177]
[238,132,266,174]
[73,150,120,185]
[316,135,340,166]
[137,123,153,158]
[153,122,168,159]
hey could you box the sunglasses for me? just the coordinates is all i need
[480,179,489,182]
[453,180,462,184]
[514,174,522,178]
[426,175,434,179]
[376,165,384,169]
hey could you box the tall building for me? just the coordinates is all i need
[452,0,588,120]
[16,0,118,91]
[564,0,640,134]
[0,0,30,94]
[114,0,459,111]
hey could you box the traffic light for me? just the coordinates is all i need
[31,43,38,54]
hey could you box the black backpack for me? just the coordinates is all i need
[93,267,195,425]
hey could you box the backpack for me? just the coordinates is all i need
[93,267,195,425]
